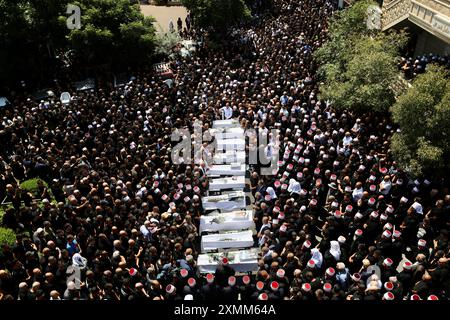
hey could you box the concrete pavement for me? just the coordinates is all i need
[140,4,188,33]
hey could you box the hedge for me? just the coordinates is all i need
[0,227,16,246]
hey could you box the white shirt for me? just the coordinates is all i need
[139,225,150,239]
[352,187,364,201]
[342,136,353,147]
[379,180,392,195]
[221,106,233,119]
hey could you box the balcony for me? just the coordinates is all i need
[381,0,450,44]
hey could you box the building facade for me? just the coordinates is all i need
[381,0,450,55]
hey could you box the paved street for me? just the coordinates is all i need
[140,4,188,33]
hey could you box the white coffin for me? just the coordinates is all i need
[209,176,246,192]
[200,210,254,233]
[213,150,246,165]
[201,230,254,252]
[202,191,247,211]
[212,128,245,140]
[197,248,259,273]
[207,164,246,176]
[216,138,245,151]
[212,119,240,129]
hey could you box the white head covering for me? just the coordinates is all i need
[311,248,323,268]
[287,178,301,195]
[266,186,277,199]
[366,273,382,289]
[366,265,382,284]
[329,240,341,261]
[72,253,87,268]
[411,202,423,214]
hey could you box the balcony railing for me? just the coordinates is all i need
[381,0,450,43]
[382,0,412,30]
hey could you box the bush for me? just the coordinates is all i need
[19,178,54,200]
[0,227,16,246]
[182,0,251,31]
[20,178,47,193]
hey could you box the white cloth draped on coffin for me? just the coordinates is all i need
[213,150,246,165]
[201,230,254,251]
[200,210,254,233]
[202,191,247,211]
[206,163,246,176]
[197,248,259,273]
[208,175,245,191]
[212,119,240,129]
[216,138,245,151]
[210,127,245,140]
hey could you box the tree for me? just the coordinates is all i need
[318,32,407,113]
[390,65,450,177]
[68,0,156,69]
[154,31,182,59]
[315,0,377,69]
[0,0,70,87]
[181,0,251,32]
[0,0,157,89]
[315,0,408,113]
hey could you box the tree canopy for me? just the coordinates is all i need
[182,0,251,32]
[315,0,408,113]
[68,0,156,68]
[0,0,68,87]
[0,0,157,89]
[390,65,450,177]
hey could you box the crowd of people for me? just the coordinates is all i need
[0,0,449,301]
[398,53,449,80]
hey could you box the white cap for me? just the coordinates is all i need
[411,202,423,214]
[67,281,76,290]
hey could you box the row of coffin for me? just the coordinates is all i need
[197,119,259,274]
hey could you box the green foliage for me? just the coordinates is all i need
[0,0,157,86]
[329,0,375,37]
[19,178,48,193]
[315,0,376,68]
[68,0,156,67]
[0,227,16,246]
[0,0,70,85]
[390,65,450,177]
[182,0,251,31]
[315,0,408,113]
[155,31,182,58]
[19,179,57,202]
[319,32,407,113]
